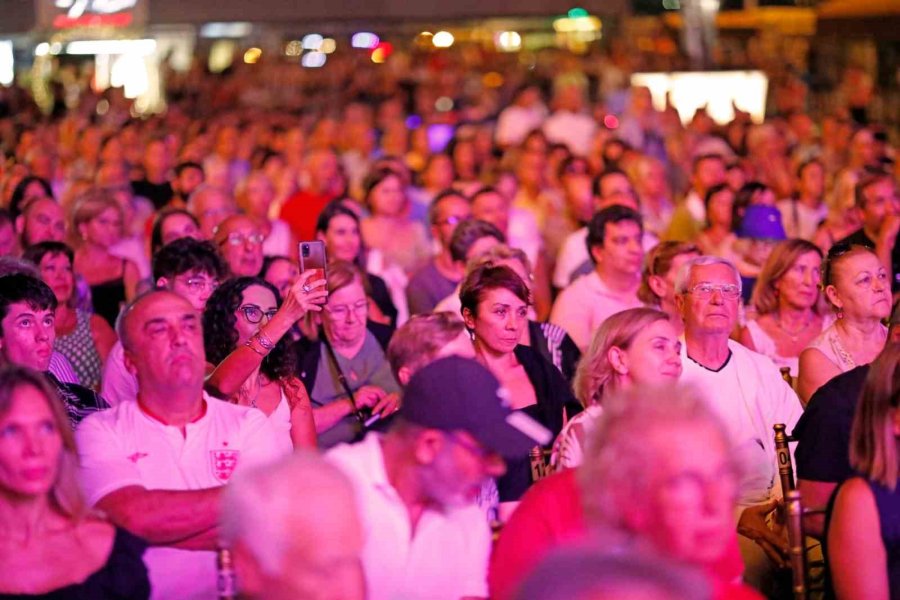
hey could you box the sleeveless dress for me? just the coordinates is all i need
[0,527,150,600]
[805,322,887,374]
[745,314,835,377]
[54,311,103,391]
[268,390,294,454]
[90,260,126,328]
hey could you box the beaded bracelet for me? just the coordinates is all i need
[244,338,267,356]
[255,330,276,351]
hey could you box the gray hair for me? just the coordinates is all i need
[186,184,234,215]
[513,547,711,600]
[578,383,736,529]
[673,255,742,295]
[220,451,357,576]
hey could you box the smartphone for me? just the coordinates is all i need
[298,241,327,285]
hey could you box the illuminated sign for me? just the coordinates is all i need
[36,0,148,29]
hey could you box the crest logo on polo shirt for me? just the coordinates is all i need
[210,449,240,483]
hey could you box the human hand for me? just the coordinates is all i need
[371,392,401,417]
[279,270,328,323]
[737,499,789,568]
[353,386,387,410]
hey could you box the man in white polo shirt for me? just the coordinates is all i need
[76,290,287,600]
[327,356,551,600]
[550,205,645,351]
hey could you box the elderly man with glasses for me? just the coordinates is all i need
[675,255,803,598]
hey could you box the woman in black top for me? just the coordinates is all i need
[0,366,149,599]
[460,264,579,505]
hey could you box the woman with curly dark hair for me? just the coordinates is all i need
[203,275,324,449]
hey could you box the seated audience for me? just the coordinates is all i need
[637,241,701,334]
[674,256,802,596]
[490,384,760,600]
[24,241,116,391]
[798,243,889,404]
[260,255,299,301]
[315,200,400,326]
[406,190,471,315]
[149,208,201,256]
[552,307,682,469]
[76,291,289,600]
[187,185,238,240]
[220,451,365,600]
[739,239,829,377]
[777,158,827,241]
[460,263,578,505]
[15,196,66,248]
[235,171,293,257]
[695,184,737,259]
[72,191,141,327]
[828,342,900,599]
[326,356,550,600]
[203,276,318,450]
[294,260,400,448]
[0,366,150,599]
[213,214,265,278]
[386,312,475,385]
[101,238,226,406]
[551,206,645,351]
[0,274,107,427]
[433,218,506,314]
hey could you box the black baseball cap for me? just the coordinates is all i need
[400,356,552,459]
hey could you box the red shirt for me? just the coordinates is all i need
[489,469,762,600]
[279,189,335,242]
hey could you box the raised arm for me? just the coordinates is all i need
[206,272,326,398]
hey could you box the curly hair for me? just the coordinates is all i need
[203,277,292,381]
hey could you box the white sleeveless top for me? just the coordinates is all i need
[268,391,293,453]
[805,322,887,374]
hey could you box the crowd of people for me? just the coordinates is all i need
[0,42,898,600]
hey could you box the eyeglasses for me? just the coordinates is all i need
[221,232,264,247]
[324,299,368,320]
[239,304,278,324]
[687,283,741,299]
[176,276,219,294]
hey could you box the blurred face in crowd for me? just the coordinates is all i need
[463,286,528,356]
[192,188,237,239]
[826,251,891,321]
[648,251,701,315]
[797,162,824,201]
[0,302,55,371]
[693,157,726,195]
[776,251,822,311]
[623,421,738,567]
[215,216,265,278]
[38,252,75,306]
[144,140,171,179]
[241,174,276,218]
[452,141,477,180]
[676,263,740,336]
[591,220,643,278]
[0,384,63,499]
[0,221,15,257]
[215,127,240,160]
[636,159,667,201]
[431,195,471,250]
[234,285,277,346]
[420,428,506,508]
[725,164,747,193]
[123,292,206,392]
[516,150,546,190]
[849,129,875,167]
[859,179,899,235]
[706,188,734,230]
[563,174,594,224]
[322,278,368,349]
[368,174,405,218]
[176,166,205,198]
[80,207,122,249]
[19,198,66,246]
[610,319,683,387]
[422,154,454,191]
[158,269,219,312]
[308,151,340,195]
[318,214,361,263]
[264,258,299,301]
[160,212,201,247]
[596,173,638,211]
[470,191,509,235]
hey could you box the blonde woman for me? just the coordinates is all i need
[71,190,140,327]
[739,239,830,377]
[551,307,683,470]
[828,343,900,599]
[0,366,149,597]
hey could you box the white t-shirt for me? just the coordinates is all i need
[550,270,644,351]
[542,110,597,157]
[327,433,492,600]
[679,340,803,506]
[76,394,288,600]
[495,104,548,147]
[101,341,135,407]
